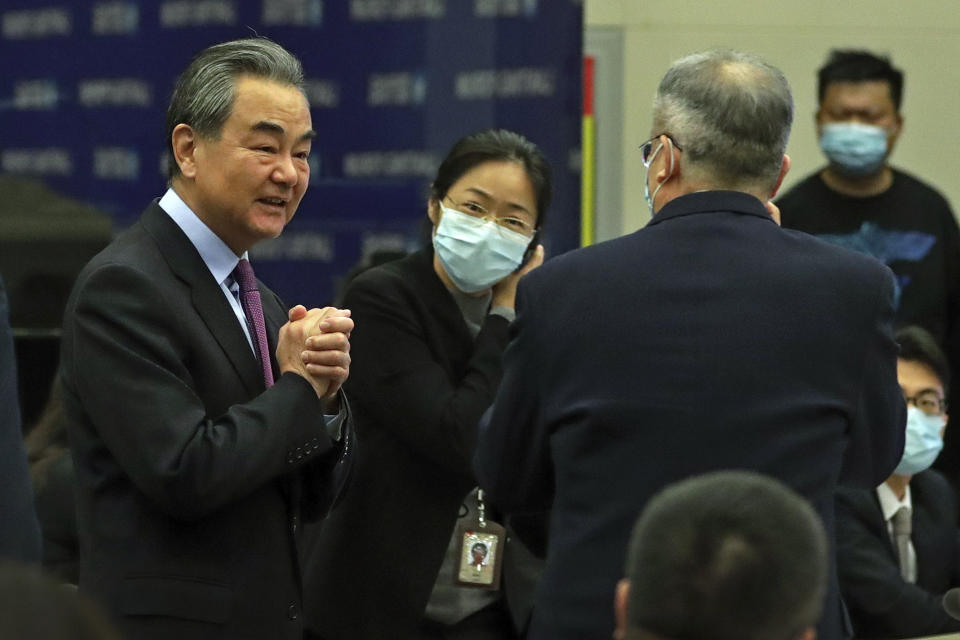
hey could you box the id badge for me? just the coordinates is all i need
[453,489,504,590]
[454,519,505,590]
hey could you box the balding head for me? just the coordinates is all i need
[652,50,793,194]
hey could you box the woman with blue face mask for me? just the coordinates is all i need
[301,129,550,640]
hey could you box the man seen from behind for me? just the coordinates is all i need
[475,49,905,640]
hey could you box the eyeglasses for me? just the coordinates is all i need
[904,389,947,416]
[444,196,536,238]
[640,134,683,168]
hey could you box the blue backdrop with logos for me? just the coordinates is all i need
[0,0,582,306]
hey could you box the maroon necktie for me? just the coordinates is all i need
[232,258,275,387]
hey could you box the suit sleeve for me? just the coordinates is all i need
[474,276,553,512]
[63,263,335,522]
[0,277,41,562]
[342,271,510,479]
[261,288,353,522]
[300,390,353,522]
[836,488,960,637]
[840,266,906,488]
[940,201,960,438]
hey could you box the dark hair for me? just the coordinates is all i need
[626,471,827,640]
[165,37,305,179]
[430,129,552,228]
[817,49,904,111]
[896,325,950,395]
[0,561,121,639]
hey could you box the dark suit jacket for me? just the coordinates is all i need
[301,248,513,639]
[34,452,79,584]
[475,191,906,640]
[60,201,352,640]
[0,275,41,562]
[837,469,960,638]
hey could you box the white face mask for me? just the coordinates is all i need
[432,205,530,293]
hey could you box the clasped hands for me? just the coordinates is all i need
[277,305,353,402]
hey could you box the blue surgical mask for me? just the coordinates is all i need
[432,205,530,293]
[819,122,889,177]
[893,407,945,476]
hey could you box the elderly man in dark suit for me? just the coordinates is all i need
[0,275,41,562]
[475,50,905,640]
[61,38,353,640]
[837,325,960,638]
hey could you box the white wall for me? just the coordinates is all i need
[585,0,960,236]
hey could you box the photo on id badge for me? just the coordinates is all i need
[456,530,499,586]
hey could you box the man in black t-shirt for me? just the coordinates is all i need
[778,50,960,486]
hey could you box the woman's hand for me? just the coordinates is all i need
[491,244,545,310]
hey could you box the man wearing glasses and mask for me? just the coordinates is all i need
[474,50,905,640]
[836,325,960,638]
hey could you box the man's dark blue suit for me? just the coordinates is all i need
[475,191,906,640]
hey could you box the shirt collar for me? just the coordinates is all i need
[876,481,913,521]
[158,187,247,285]
[646,190,774,228]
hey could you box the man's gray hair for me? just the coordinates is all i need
[652,50,793,191]
[165,37,305,179]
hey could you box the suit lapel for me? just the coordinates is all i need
[910,474,947,586]
[261,288,302,524]
[139,201,263,397]
[409,248,476,361]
